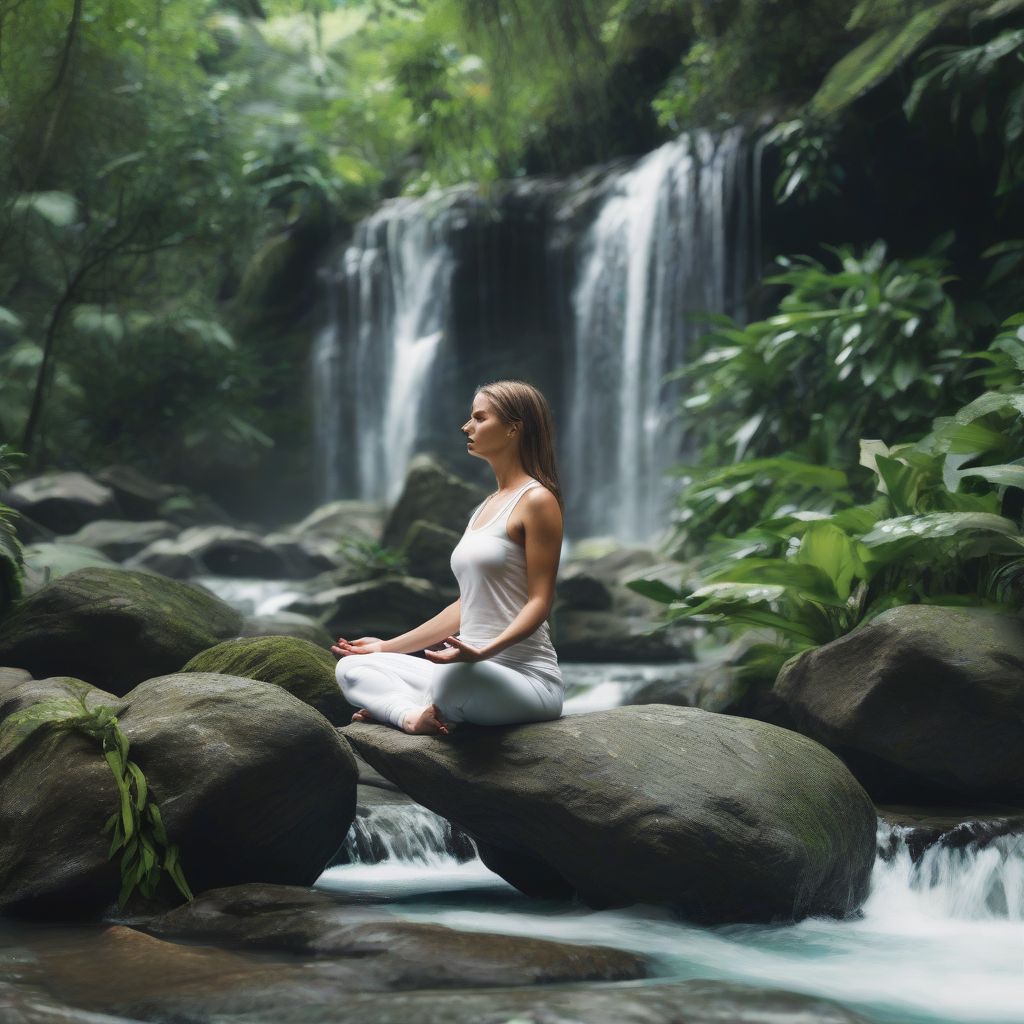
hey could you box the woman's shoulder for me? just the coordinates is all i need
[522,482,562,521]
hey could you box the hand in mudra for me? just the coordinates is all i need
[330,636,385,658]
[423,635,486,664]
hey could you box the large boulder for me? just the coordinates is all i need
[380,455,487,550]
[20,541,119,594]
[240,611,333,648]
[773,605,1024,802]
[283,575,447,639]
[287,500,384,545]
[181,635,355,725]
[4,472,121,534]
[344,705,877,923]
[0,568,243,694]
[400,519,460,588]
[61,520,178,561]
[0,673,356,917]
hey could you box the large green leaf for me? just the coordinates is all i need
[706,557,847,606]
[958,464,1024,489]
[810,0,962,118]
[861,511,1022,546]
[795,522,867,601]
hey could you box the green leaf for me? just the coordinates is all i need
[959,464,1024,489]
[625,578,680,604]
[127,761,148,811]
[811,0,962,118]
[861,511,1022,546]
[795,522,867,601]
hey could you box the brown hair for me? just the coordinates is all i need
[475,379,563,514]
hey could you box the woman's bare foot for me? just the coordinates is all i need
[351,708,375,724]
[401,704,450,736]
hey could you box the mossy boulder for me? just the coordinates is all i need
[182,636,355,725]
[21,542,119,593]
[773,604,1024,802]
[0,673,356,917]
[0,568,243,695]
[344,704,877,923]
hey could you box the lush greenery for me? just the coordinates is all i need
[0,446,24,619]
[0,680,193,908]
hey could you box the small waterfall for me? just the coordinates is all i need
[871,820,1024,920]
[336,802,476,867]
[315,194,457,507]
[566,128,754,542]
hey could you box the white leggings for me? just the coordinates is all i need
[335,652,563,729]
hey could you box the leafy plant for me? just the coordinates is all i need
[0,681,193,909]
[338,537,410,577]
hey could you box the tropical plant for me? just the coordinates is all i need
[338,537,410,577]
[0,444,25,619]
[671,239,966,547]
[643,314,1024,675]
[0,681,193,909]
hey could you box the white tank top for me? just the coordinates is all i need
[450,479,562,687]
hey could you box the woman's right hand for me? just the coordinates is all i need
[330,636,387,658]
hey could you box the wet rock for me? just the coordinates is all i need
[142,882,644,988]
[556,564,613,610]
[240,611,333,647]
[288,500,384,545]
[20,542,118,594]
[381,455,487,550]
[3,472,120,535]
[344,705,877,923]
[61,519,178,561]
[774,605,1024,802]
[124,537,202,578]
[401,519,460,587]
[181,635,355,725]
[553,608,691,662]
[0,568,243,694]
[0,666,32,692]
[283,575,447,640]
[876,804,1024,862]
[95,465,178,520]
[0,673,356,917]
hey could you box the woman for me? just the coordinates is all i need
[332,379,564,735]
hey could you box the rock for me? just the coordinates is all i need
[4,472,121,534]
[283,576,447,640]
[288,500,385,544]
[61,520,178,561]
[556,564,613,610]
[0,568,243,694]
[142,883,645,986]
[10,509,55,544]
[553,608,691,662]
[124,537,202,578]
[181,636,355,725]
[95,465,177,520]
[344,705,877,923]
[0,666,32,692]
[163,526,295,578]
[400,519,459,587]
[380,455,487,550]
[240,612,333,647]
[156,489,234,528]
[20,542,119,593]
[0,673,357,917]
[773,605,1024,802]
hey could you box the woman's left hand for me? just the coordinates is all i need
[423,635,488,664]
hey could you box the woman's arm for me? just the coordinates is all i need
[383,598,461,654]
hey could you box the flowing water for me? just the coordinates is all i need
[321,675,1024,1024]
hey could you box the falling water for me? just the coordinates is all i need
[314,193,456,506]
[566,128,754,542]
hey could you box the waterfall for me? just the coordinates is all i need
[314,194,457,507]
[314,130,757,543]
[872,821,1024,921]
[336,802,476,867]
[566,128,753,541]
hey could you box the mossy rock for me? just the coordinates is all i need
[0,568,243,695]
[182,636,355,725]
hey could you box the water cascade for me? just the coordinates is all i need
[566,127,753,540]
[314,130,757,543]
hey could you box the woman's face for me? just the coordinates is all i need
[461,393,515,459]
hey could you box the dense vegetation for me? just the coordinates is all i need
[0,0,1021,587]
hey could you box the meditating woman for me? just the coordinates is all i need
[331,379,564,735]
